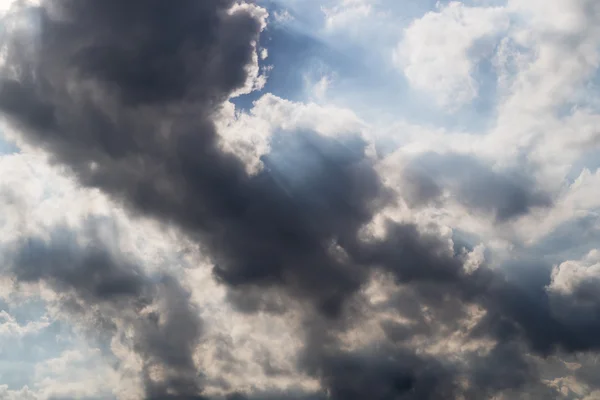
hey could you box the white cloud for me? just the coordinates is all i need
[487,0,600,167]
[0,0,38,15]
[322,0,373,31]
[228,3,270,98]
[548,249,600,297]
[0,342,130,400]
[308,74,333,101]
[367,0,600,254]
[0,311,49,337]
[216,94,369,174]
[273,9,294,24]
[33,348,124,400]
[397,1,510,110]
[0,385,37,400]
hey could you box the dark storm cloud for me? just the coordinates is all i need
[470,257,600,356]
[0,0,376,316]
[223,391,324,400]
[301,343,459,400]
[14,227,144,302]
[0,0,475,323]
[295,294,560,400]
[294,305,460,400]
[3,1,600,399]
[402,152,552,221]
[9,221,204,399]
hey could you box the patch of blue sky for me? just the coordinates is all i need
[1,297,47,325]
[565,149,600,185]
[264,0,444,26]
[451,228,483,254]
[0,134,19,155]
[239,0,509,141]
[0,316,73,389]
[232,19,328,110]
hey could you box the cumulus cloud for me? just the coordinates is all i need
[3,0,600,399]
[549,250,600,298]
[6,222,204,399]
[32,347,121,399]
[397,152,552,221]
[0,385,37,400]
[397,1,510,110]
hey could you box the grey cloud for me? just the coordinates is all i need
[0,0,379,316]
[3,1,600,399]
[14,228,145,302]
[8,221,204,399]
[470,262,600,357]
[403,152,552,221]
[297,309,461,400]
[304,346,458,400]
[295,291,563,400]
[312,350,454,399]
[530,214,600,263]
[468,342,536,395]
[223,392,324,400]
[0,0,469,323]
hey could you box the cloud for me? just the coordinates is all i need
[397,1,510,110]
[0,310,49,337]
[5,221,204,398]
[215,93,367,174]
[32,347,120,400]
[0,385,37,400]
[322,0,373,31]
[0,2,492,397]
[400,152,552,221]
[302,344,459,399]
[548,250,600,299]
[4,0,600,399]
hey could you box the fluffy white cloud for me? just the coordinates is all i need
[216,94,369,173]
[397,2,510,110]
[365,0,600,257]
[488,0,600,156]
[33,348,123,400]
[548,250,600,298]
[229,3,270,98]
[0,385,37,400]
[0,0,38,15]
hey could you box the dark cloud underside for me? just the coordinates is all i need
[402,152,552,221]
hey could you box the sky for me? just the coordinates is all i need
[1,0,600,399]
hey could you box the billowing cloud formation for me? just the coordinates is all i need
[397,1,509,109]
[2,0,600,399]
[0,0,465,319]
[8,221,204,399]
